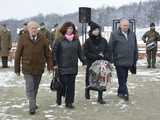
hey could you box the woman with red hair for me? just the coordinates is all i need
[52,22,85,108]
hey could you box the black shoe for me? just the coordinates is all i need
[29,109,36,115]
[118,94,129,101]
[56,101,61,106]
[65,103,75,109]
[2,66,8,68]
[35,105,38,109]
[85,88,90,99]
[123,95,129,101]
[98,99,106,104]
[117,93,124,98]
[85,92,90,99]
[147,65,151,68]
[56,95,62,105]
[56,99,62,105]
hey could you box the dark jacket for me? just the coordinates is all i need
[52,31,85,75]
[109,29,138,67]
[15,32,52,75]
[83,36,110,65]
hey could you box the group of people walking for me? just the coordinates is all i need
[13,18,139,115]
[1,18,155,115]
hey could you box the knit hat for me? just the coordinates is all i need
[150,23,155,27]
[88,21,101,32]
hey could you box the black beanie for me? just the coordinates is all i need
[88,21,100,32]
[150,23,155,27]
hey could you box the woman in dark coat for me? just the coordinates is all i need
[52,22,85,108]
[83,21,110,104]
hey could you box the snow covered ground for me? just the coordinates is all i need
[1,27,160,119]
[0,59,160,120]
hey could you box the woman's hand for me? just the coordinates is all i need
[53,66,58,70]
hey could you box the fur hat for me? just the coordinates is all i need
[88,21,100,32]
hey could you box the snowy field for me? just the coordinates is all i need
[1,27,160,120]
[0,59,160,120]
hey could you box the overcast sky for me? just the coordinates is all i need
[0,0,148,20]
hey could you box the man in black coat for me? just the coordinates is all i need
[109,19,138,101]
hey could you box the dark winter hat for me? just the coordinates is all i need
[54,23,58,28]
[23,22,28,26]
[88,21,100,32]
[2,24,6,27]
[40,22,45,26]
[150,22,155,27]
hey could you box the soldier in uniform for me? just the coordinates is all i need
[0,24,12,68]
[19,22,28,36]
[50,23,58,46]
[39,22,50,43]
[142,23,160,68]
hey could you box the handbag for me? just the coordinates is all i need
[130,65,136,74]
[50,69,63,91]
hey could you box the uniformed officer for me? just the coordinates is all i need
[142,23,160,68]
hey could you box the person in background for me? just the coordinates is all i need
[142,23,160,68]
[19,22,28,36]
[0,24,12,68]
[39,22,50,44]
[50,23,58,46]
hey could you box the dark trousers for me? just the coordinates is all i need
[24,74,42,110]
[85,65,91,98]
[85,65,91,87]
[115,66,129,95]
[146,49,157,67]
[57,74,76,105]
[1,56,8,68]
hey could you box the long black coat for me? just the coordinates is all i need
[83,36,110,66]
[52,33,85,75]
[109,29,138,67]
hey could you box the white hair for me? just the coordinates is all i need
[120,19,129,25]
[27,21,40,29]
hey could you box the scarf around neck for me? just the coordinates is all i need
[65,34,74,41]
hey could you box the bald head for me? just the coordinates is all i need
[27,21,40,36]
[120,19,129,32]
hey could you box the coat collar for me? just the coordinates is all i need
[26,32,41,44]
[118,28,131,36]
